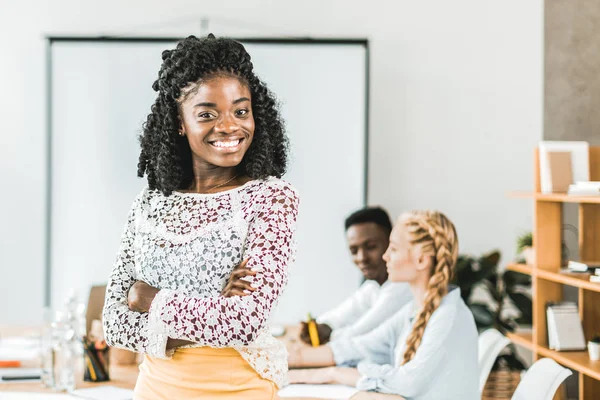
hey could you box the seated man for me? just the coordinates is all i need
[299,207,412,345]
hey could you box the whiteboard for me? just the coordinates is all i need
[49,39,367,324]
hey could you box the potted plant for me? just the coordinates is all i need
[454,251,532,334]
[516,232,534,266]
[516,227,575,267]
[589,335,600,361]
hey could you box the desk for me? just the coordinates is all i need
[0,325,351,400]
[0,325,139,393]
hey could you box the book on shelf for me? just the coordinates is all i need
[538,141,589,194]
[568,181,600,196]
[546,302,586,351]
[567,260,590,272]
[566,260,600,273]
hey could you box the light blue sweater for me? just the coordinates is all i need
[329,287,479,400]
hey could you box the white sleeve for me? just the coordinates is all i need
[328,306,408,366]
[333,283,412,338]
[317,282,374,330]
[355,303,458,397]
[102,190,171,358]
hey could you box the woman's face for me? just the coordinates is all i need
[382,225,428,283]
[178,75,255,170]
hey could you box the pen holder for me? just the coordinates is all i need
[83,338,110,382]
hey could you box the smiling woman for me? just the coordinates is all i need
[102,34,299,400]
[137,34,288,196]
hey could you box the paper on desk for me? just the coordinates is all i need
[0,336,41,361]
[0,337,40,349]
[70,386,134,400]
[0,394,74,400]
[278,384,359,399]
[0,347,40,361]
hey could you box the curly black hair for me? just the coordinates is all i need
[137,34,288,196]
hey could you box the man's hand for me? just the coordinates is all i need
[299,321,333,345]
[221,259,258,297]
[287,367,336,384]
[127,281,160,313]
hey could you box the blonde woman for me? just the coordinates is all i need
[287,210,479,400]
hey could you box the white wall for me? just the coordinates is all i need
[0,0,543,324]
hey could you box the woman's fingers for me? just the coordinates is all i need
[222,285,252,297]
[231,267,257,279]
[230,280,257,292]
[228,288,249,297]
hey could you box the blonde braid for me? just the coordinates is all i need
[400,210,458,365]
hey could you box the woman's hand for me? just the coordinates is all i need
[221,259,258,297]
[299,321,333,345]
[288,342,336,369]
[288,367,336,384]
[287,342,305,368]
[127,281,160,313]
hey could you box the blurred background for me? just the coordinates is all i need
[0,0,546,324]
[2,1,600,397]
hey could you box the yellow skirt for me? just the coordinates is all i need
[133,347,280,400]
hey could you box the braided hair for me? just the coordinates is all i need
[137,34,288,196]
[399,210,458,365]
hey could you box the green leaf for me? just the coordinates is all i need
[482,250,501,266]
[469,303,495,328]
[482,279,500,301]
[496,353,527,371]
[507,292,533,321]
[471,250,501,282]
[497,318,516,333]
[504,271,531,291]
[516,232,533,254]
[515,316,533,325]
[460,288,472,303]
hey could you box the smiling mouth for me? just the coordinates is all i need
[208,138,244,152]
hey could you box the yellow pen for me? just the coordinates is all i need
[307,313,320,347]
[85,354,97,381]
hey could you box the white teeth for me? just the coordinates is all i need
[212,140,240,148]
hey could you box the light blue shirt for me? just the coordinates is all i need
[329,287,479,400]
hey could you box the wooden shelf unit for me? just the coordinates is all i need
[507,192,600,204]
[507,146,600,400]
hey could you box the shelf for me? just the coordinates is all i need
[506,331,600,380]
[536,269,600,292]
[506,263,533,275]
[507,191,600,204]
[506,264,600,292]
[537,346,600,381]
[506,331,534,351]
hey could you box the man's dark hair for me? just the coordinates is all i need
[344,207,393,233]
